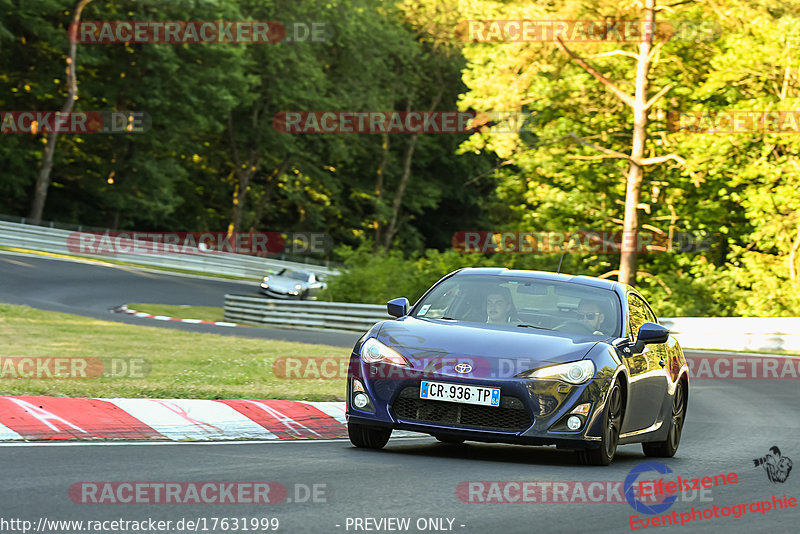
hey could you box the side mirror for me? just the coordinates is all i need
[633,322,669,352]
[387,297,410,318]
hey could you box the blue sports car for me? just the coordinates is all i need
[345,268,689,465]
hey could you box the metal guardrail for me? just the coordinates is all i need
[223,296,800,351]
[0,220,337,278]
[224,295,390,333]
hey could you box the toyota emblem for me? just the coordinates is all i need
[454,362,473,374]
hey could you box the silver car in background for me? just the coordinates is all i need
[259,268,326,300]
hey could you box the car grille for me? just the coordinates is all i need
[391,387,532,432]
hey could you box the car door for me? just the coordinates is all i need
[621,293,670,432]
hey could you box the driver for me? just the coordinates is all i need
[576,299,607,335]
[486,287,517,324]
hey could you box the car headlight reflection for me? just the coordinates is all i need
[517,360,595,384]
[360,338,410,367]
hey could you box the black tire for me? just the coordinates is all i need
[347,421,391,449]
[433,435,465,444]
[579,379,623,466]
[643,379,686,458]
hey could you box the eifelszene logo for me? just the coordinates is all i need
[625,462,678,515]
[753,446,793,483]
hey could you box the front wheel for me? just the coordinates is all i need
[643,380,686,458]
[348,421,391,449]
[578,379,623,466]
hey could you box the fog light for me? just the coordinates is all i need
[567,416,582,430]
[353,392,369,409]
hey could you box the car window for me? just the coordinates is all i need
[278,269,312,282]
[627,293,652,340]
[413,274,620,336]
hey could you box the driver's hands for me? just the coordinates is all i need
[593,330,603,335]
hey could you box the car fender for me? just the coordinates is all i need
[581,344,629,441]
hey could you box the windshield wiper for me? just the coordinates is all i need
[516,323,552,330]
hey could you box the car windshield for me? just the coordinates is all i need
[278,269,311,282]
[412,274,621,337]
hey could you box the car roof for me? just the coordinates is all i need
[450,267,624,292]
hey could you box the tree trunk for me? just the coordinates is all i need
[28,0,93,225]
[382,133,419,250]
[250,157,290,231]
[556,0,676,286]
[374,133,389,252]
[618,0,655,286]
[227,110,261,234]
[378,88,443,251]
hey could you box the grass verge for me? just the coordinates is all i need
[0,303,348,400]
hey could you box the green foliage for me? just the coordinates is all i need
[2,0,800,316]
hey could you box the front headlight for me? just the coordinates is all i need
[516,360,595,384]
[360,338,410,367]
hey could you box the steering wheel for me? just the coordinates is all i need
[553,320,594,334]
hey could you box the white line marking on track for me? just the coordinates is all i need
[0,257,35,268]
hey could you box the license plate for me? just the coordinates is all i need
[420,380,500,407]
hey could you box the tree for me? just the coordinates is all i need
[28,0,93,225]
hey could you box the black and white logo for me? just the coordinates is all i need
[753,446,793,483]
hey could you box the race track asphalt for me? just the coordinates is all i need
[0,252,359,347]
[1,375,798,533]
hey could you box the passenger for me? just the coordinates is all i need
[486,287,517,324]
[576,299,607,335]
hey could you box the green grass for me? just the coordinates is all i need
[129,303,226,323]
[0,303,348,400]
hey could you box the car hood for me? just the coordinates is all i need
[374,317,599,378]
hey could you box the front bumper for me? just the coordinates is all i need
[346,353,617,449]
[260,285,303,299]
